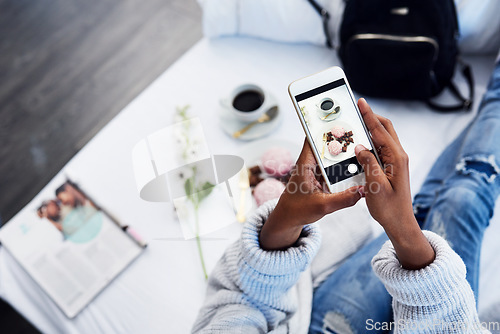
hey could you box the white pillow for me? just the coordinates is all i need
[197,0,327,45]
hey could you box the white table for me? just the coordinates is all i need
[1,37,499,333]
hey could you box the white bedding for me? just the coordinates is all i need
[198,0,500,54]
[0,37,499,333]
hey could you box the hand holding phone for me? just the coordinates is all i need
[262,97,435,269]
[354,99,435,269]
[260,139,363,250]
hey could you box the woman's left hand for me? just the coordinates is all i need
[259,139,363,250]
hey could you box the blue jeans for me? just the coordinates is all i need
[309,61,500,334]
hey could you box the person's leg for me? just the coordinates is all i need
[309,233,392,334]
[420,60,500,298]
[308,60,500,333]
[413,63,499,222]
[413,124,470,226]
[414,59,500,226]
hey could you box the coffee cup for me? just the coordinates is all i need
[316,97,341,119]
[221,84,268,122]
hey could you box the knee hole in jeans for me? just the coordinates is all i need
[322,312,355,334]
[456,154,500,183]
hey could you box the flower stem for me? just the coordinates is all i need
[194,208,208,280]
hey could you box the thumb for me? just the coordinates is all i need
[319,186,363,214]
[355,144,386,191]
[296,138,316,166]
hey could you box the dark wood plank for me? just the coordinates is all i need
[0,0,202,224]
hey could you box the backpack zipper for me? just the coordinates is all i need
[348,33,440,89]
[349,33,439,62]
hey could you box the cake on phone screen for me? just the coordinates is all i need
[295,78,375,185]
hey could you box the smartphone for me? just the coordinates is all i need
[288,66,381,193]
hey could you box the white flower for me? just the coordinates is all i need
[177,165,194,181]
[185,143,201,163]
[173,126,187,145]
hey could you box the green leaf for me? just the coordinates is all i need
[184,177,194,201]
[201,181,213,191]
[176,105,191,121]
[197,182,214,203]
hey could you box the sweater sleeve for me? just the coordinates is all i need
[372,230,490,333]
[192,199,321,333]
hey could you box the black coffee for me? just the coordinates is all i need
[232,90,264,112]
[321,100,334,110]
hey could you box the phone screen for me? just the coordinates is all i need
[295,78,375,185]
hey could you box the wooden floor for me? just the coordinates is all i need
[0,0,202,222]
[0,0,202,331]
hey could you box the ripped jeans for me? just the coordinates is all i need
[309,61,500,334]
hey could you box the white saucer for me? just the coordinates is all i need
[218,93,282,141]
[316,105,341,122]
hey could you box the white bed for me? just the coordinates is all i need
[0,37,499,333]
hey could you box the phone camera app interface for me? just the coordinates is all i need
[296,79,373,184]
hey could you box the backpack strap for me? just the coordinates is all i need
[427,59,474,112]
[307,0,333,49]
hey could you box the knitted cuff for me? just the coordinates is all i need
[371,230,474,307]
[240,199,321,277]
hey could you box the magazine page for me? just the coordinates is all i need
[0,175,144,318]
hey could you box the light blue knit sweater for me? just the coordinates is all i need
[192,201,489,333]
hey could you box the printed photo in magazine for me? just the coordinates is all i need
[0,175,146,318]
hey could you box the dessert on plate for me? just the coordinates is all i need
[324,127,355,156]
[253,178,286,207]
[330,125,345,139]
[248,146,293,207]
[261,147,294,177]
[328,140,343,156]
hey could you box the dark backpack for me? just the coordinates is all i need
[309,0,474,112]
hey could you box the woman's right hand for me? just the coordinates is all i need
[355,98,435,270]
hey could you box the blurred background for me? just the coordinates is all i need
[1,0,500,332]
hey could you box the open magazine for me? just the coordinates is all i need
[0,176,146,318]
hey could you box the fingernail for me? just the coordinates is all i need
[360,97,367,104]
[355,144,367,156]
[357,186,365,197]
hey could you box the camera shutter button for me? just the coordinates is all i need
[348,164,358,174]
